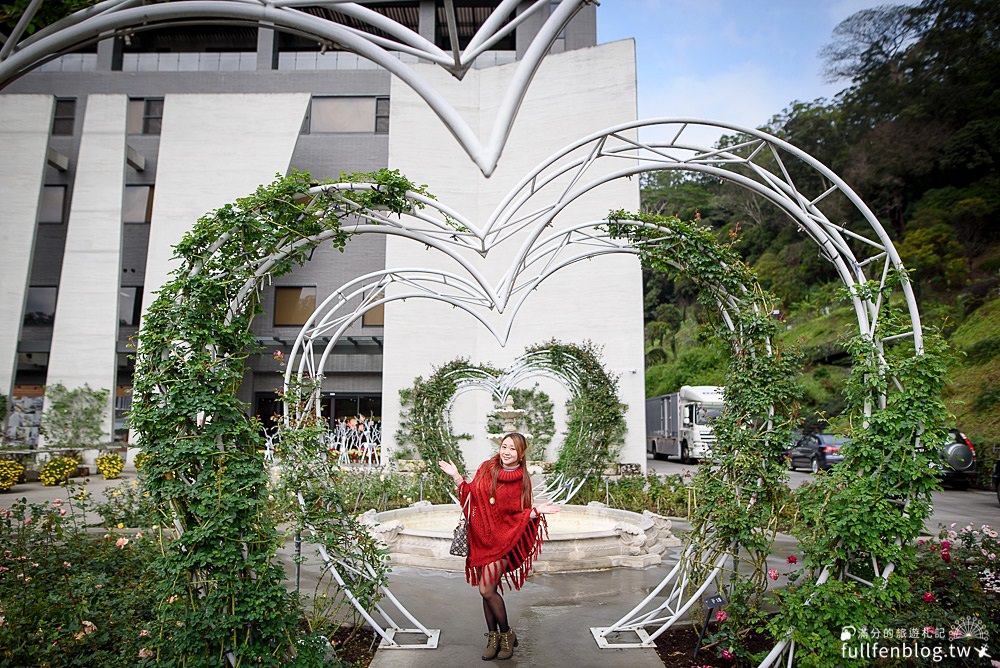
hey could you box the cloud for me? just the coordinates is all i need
[635,63,808,148]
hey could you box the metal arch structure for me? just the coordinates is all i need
[0,0,592,176]
[0,2,927,660]
[267,118,925,664]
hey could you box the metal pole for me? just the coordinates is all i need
[294,531,302,594]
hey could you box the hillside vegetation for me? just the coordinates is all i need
[641,0,999,486]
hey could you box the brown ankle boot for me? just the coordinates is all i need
[481,631,499,660]
[496,629,516,660]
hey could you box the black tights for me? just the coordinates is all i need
[479,559,509,633]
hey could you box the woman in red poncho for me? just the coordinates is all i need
[438,432,560,661]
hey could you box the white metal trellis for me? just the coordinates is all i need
[270,119,925,664]
[5,2,930,662]
[0,0,592,176]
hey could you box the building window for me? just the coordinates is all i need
[52,98,76,135]
[362,291,385,327]
[273,286,316,326]
[118,286,143,326]
[305,97,381,134]
[375,97,390,134]
[38,185,67,224]
[127,98,164,134]
[113,386,132,442]
[23,287,57,326]
[358,395,382,420]
[123,185,153,223]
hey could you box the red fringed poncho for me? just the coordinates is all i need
[458,460,548,591]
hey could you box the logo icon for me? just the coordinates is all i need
[951,616,989,642]
[840,625,856,641]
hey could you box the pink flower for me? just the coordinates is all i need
[924,625,937,637]
[941,549,951,563]
[786,555,798,564]
[115,537,129,548]
[138,647,154,659]
[167,595,179,604]
[922,592,936,603]
[51,498,63,507]
[59,509,66,517]
[721,648,735,660]
[715,610,728,623]
[940,540,951,549]
[767,568,779,581]
[24,517,31,524]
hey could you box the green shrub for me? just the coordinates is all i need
[92,479,157,528]
[964,336,1000,364]
[0,495,161,666]
[573,474,691,517]
[133,451,151,472]
[884,524,1000,663]
[39,456,78,486]
[0,459,24,491]
[96,453,124,480]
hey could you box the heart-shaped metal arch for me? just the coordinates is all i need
[0,0,590,176]
[278,119,923,395]
[266,118,927,665]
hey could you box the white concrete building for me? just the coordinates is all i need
[0,3,646,469]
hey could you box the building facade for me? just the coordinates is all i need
[0,2,646,468]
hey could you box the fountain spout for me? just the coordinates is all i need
[487,395,532,445]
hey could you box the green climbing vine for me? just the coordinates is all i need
[125,163,947,667]
[607,210,949,666]
[130,169,430,665]
[395,339,626,493]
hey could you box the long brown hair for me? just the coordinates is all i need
[487,432,533,509]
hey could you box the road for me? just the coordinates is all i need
[645,457,1000,534]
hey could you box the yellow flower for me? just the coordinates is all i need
[117,523,124,529]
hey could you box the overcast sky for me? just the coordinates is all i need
[596,0,903,146]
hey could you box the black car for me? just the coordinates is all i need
[786,433,848,473]
[931,429,976,490]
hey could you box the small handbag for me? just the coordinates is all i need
[449,496,470,557]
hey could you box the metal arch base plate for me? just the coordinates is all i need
[378,628,441,650]
[590,626,655,649]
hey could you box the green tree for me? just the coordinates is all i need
[40,384,109,449]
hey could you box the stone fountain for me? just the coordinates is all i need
[359,394,682,572]
[487,395,531,445]
[360,501,681,572]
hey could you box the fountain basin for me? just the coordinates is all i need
[360,502,681,572]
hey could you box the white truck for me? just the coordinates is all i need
[645,385,724,463]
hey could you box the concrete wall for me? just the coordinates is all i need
[382,39,646,469]
[0,95,53,399]
[46,95,129,437]
[141,93,310,313]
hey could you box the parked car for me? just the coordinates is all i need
[786,433,848,473]
[930,429,976,490]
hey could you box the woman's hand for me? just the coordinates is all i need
[535,501,561,516]
[438,460,462,485]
